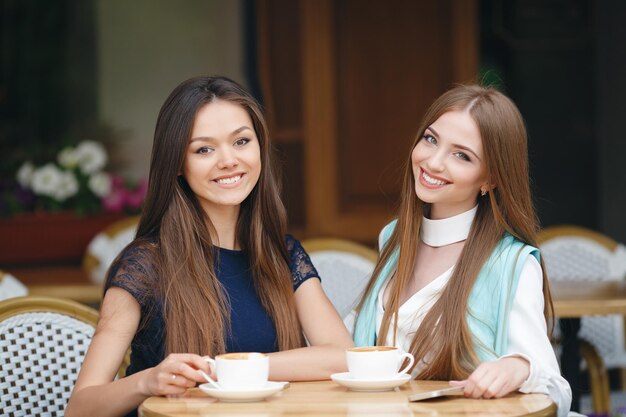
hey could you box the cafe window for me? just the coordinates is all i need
[1,0,245,186]
[1,0,99,178]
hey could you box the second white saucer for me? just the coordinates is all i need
[198,381,288,402]
[330,372,411,392]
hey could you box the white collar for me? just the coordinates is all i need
[420,206,478,247]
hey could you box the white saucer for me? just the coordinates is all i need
[330,372,411,392]
[198,381,288,402]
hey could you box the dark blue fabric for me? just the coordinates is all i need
[105,234,318,388]
[218,247,279,353]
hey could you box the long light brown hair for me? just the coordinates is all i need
[358,84,553,380]
[119,76,303,356]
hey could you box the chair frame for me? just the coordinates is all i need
[0,295,99,324]
[0,295,130,377]
[82,215,140,278]
[301,238,378,263]
[301,237,377,321]
[538,225,618,252]
[538,224,623,415]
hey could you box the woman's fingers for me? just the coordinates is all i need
[455,357,530,399]
[168,373,198,389]
[147,354,214,395]
[172,362,208,384]
[466,371,498,398]
[481,375,506,398]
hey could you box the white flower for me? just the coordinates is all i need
[53,171,79,201]
[16,161,35,188]
[30,163,64,197]
[75,140,108,174]
[88,172,112,197]
[57,146,80,169]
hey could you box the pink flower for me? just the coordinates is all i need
[125,178,147,209]
[110,174,125,189]
[102,189,126,213]
[101,176,147,213]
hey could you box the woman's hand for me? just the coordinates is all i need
[450,356,530,399]
[140,353,211,396]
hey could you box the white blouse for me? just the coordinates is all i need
[375,207,572,417]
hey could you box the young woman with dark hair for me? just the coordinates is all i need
[66,76,352,417]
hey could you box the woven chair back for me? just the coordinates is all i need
[539,225,626,368]
[0,296,99,417]
[302,238,377,319]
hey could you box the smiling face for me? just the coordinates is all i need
[182,99,261,218]
[411,110,488,219]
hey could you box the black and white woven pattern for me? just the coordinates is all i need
[0,312,95,417]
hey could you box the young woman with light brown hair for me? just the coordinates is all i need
[66,76,352,417]
[352,85,571,416]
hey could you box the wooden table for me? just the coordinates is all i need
[551,281,626,317]
[551,281,626,413]
[139,380,556,417]
[6,265,103,305]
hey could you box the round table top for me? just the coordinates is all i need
[139,380,556,417]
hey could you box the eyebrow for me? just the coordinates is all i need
[425,126,481,161]
[190,126,253,142]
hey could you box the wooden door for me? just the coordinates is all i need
[257,0,477,244]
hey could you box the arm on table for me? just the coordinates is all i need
[269,278,354,381]
[65,288,209,417]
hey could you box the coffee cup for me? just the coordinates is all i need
[200,352,269,390]
[346,346,414,380]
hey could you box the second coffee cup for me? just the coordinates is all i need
[203,352,269,390]
[346,346,414,380]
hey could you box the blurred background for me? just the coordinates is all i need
[3,0,625,246]
[2,1,626,414]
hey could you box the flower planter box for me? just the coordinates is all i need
[0,212,126,266]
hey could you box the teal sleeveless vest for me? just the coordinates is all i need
[353,220,539,362]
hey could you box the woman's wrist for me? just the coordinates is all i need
[136,368,153,397]
[500,356,530,385]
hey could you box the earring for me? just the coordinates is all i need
[480,188,487,197]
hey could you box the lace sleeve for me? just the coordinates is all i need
[104,242,158,309]
[286,235,320,291]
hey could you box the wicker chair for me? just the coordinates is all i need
[0,271,28,301]
[538,225,626,414]
[83,216,139,284]
[301,238,377,320]
[0,296,126,417]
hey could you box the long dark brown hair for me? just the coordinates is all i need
[119,76,303,356]
[358,84,553,380]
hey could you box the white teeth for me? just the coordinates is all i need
[216,175,241,184]
[422,171,447,186]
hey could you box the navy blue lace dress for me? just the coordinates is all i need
[105,235,318,417]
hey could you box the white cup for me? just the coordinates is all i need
[201,352,269,390]
[346,346,415,380]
